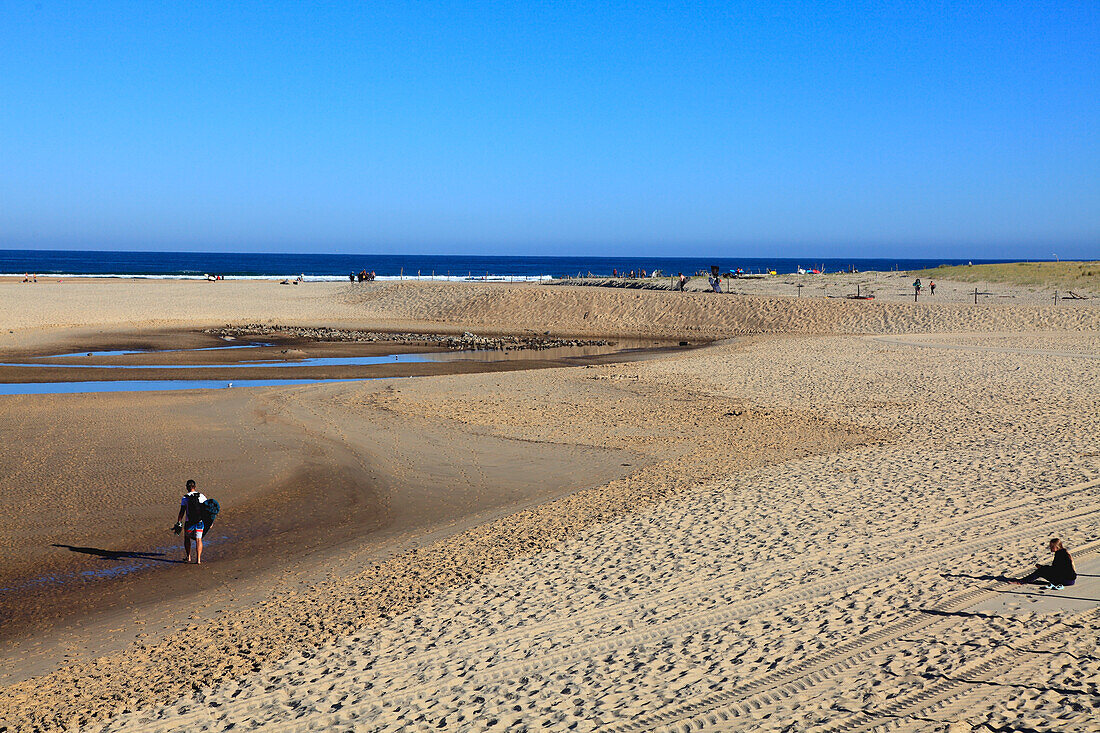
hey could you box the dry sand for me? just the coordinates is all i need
[1,277,1098,731]
[555,267,1100,303]
[3,274,1099,343]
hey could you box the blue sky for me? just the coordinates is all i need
[1,1,1097,259]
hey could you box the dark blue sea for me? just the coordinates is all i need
[1,249,1014,281]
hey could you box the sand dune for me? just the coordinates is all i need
[344,280,1100,337]
[3,277,1098,345]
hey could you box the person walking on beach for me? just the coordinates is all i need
[1013,538,1077,589]
[174,479,208,564]
[929,280,936,295]
[678,273,687,291]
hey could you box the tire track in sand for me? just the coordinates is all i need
[187,497,1100,733]
[621,538,1100,733]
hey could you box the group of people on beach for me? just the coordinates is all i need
[912,278,937,295]
[610,268,652,278]
[350,270,376,282]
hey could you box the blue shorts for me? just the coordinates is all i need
[185,521,204,539]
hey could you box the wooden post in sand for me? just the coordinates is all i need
[974,287,978,304]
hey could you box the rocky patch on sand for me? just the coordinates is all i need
[204,325,611,351]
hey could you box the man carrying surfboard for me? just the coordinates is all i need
[173,479,212,564]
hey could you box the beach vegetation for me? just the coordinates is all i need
[908,261,1100,292]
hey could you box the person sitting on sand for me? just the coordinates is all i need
[1013,538,1076,589]
[174,479,208,564]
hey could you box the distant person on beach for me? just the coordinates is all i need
[1013,538,1076,589]
[174,479,208,564]
[930,281,936,295]
[677,273,686,291]
[349,272,355,282]
[913,278,922,294]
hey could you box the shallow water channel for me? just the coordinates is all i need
[0,338,667,395]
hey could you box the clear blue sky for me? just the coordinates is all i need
[2,1,1097,259]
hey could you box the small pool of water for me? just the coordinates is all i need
[0,536,229,594]
[0,377,370,396]
[22,342,624,369]
[44,342,271,359]
[0,354,434,369]
[0,340,672,396]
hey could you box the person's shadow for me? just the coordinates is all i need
[52,544,185,564]
[941,571,1020,583]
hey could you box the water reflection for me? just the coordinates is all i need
[5,342,627,370]
[0,378,368,396]
[0,339,671,396]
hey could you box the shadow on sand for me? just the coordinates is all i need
[52,544,185,564]
[941,571,1020,584]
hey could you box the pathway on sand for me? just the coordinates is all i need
[78,332,1100,732]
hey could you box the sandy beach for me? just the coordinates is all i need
[1,275,1098,732]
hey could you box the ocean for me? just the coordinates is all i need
[1,249,1010,282]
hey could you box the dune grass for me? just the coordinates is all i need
[908,261,1100,293]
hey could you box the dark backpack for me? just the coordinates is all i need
[185,493,203,525]
[202,498,220,529]
[185,493,219,529]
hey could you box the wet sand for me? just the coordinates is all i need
[0,330,673,663]
[0,328,678,385]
